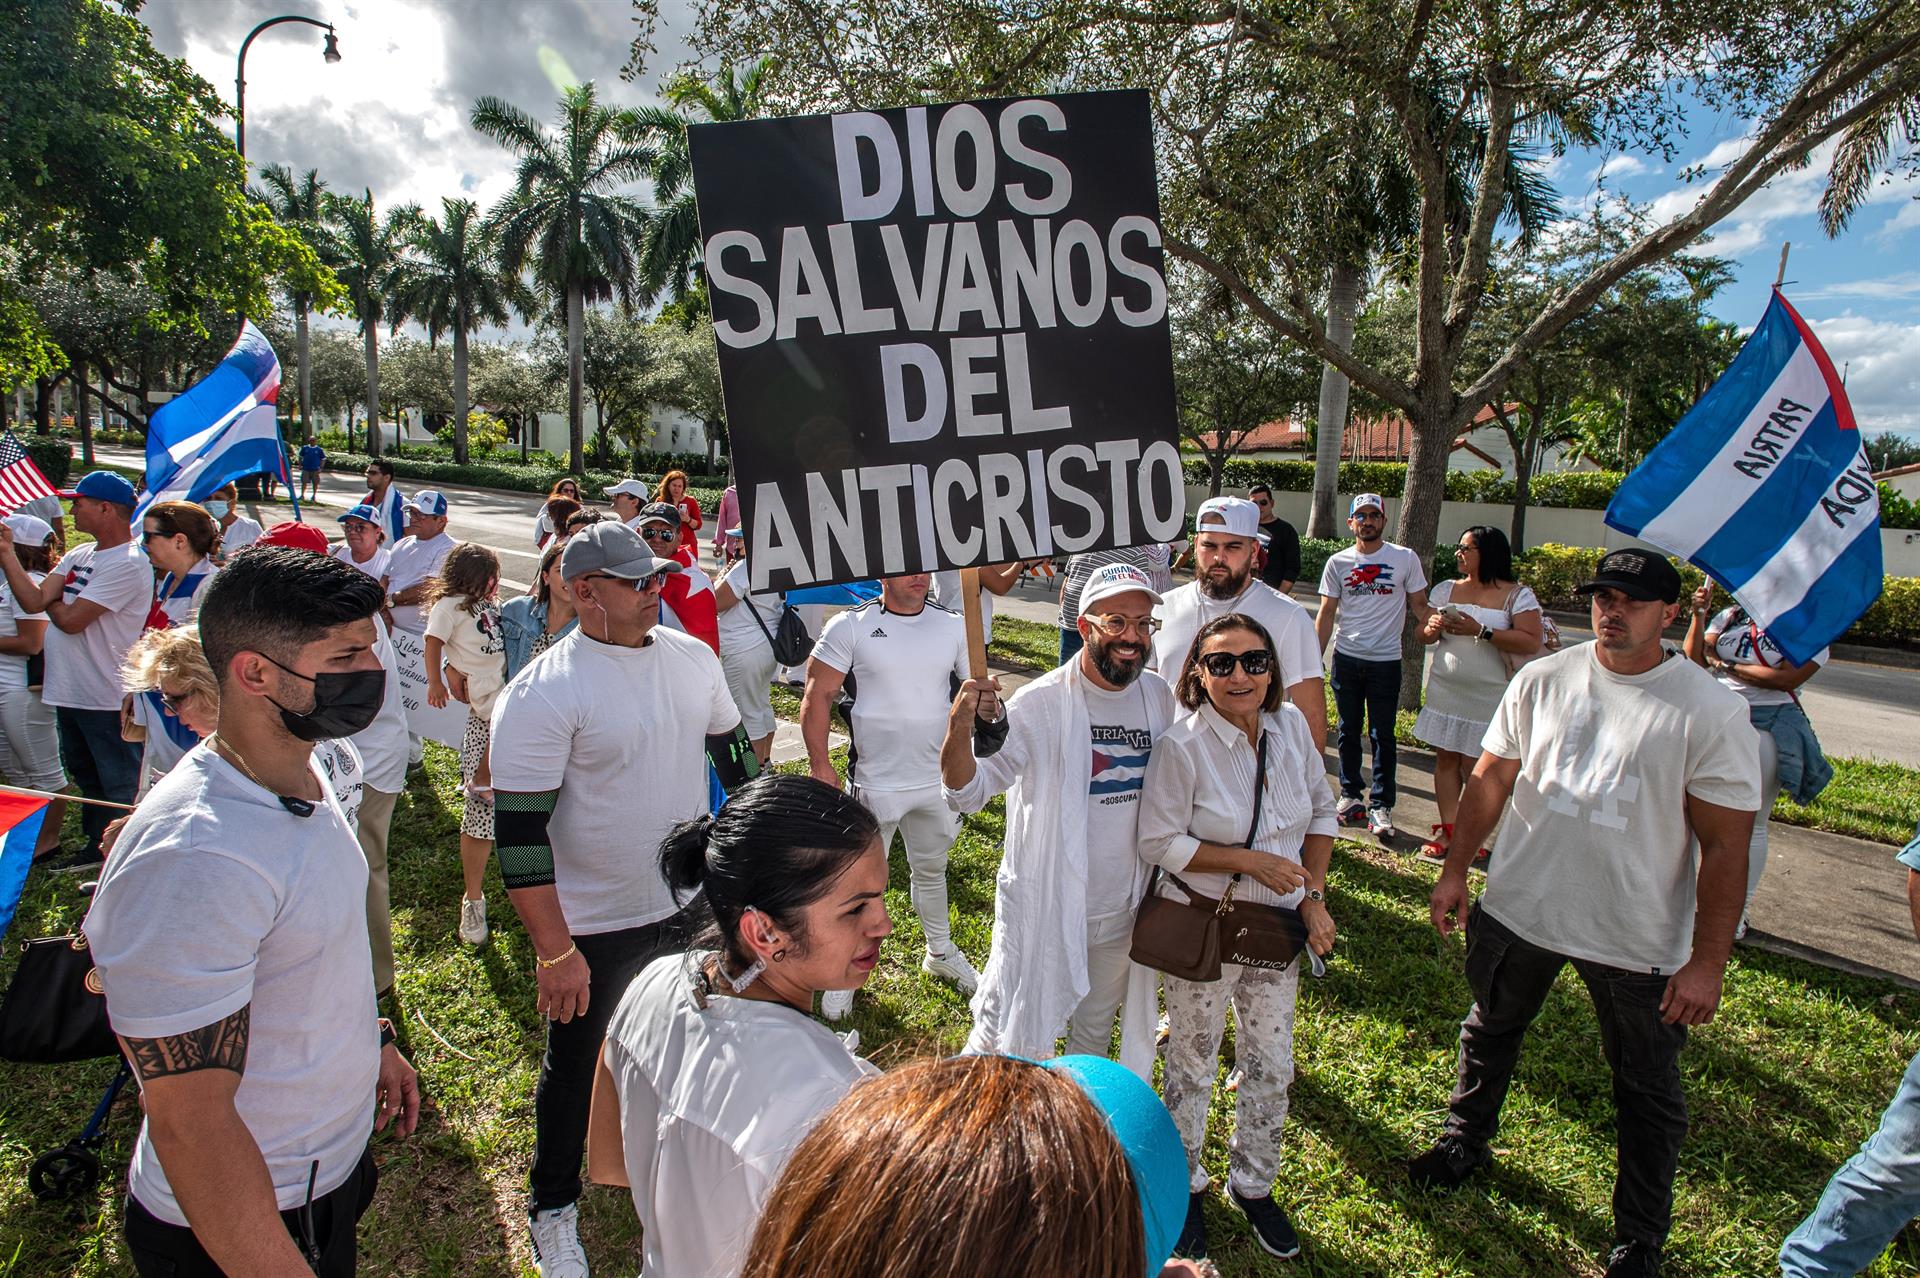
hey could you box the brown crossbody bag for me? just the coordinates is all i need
[1129,730,1311,983]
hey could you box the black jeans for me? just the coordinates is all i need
[1329,652,1400,808]
[56,706,143,856]
[124,1146,378,1276]
[529,917,680,1214]
[1444,904,1690,1248]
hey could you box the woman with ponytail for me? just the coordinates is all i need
[588,773,890,1278]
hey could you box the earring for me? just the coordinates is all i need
[771,948,787,963]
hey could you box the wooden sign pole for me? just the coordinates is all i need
[960,566,989,680]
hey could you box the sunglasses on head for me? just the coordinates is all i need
[1198,649,1272,677]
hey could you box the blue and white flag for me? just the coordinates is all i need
[141,320,297,517]
[1605,289,1881,665]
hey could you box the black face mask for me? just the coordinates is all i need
[259,653,387,740]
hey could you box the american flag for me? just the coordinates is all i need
[0,432,57,513]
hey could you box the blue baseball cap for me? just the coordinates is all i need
[65,470,138,508]
[403,489,448,517]
[338,503,382,527]
[1041,1055,1186,1275]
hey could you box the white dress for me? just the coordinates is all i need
[1414,578,1541,755]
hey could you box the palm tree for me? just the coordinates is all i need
[472,82,652,474]
[393,198,533,464]
[322,189,416,455]
[630,58,777,310]
[252,165,328,441]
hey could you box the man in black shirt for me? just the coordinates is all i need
[1250,485,1301,594]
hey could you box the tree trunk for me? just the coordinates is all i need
[33,378,52,434]
[1396,405,1454,711]
[1207,447,1225,497]
[1509,402,1544,553]
[566,285,585,474]
[76,367,94,468]
[291,300,310,442]
[1308,259,1365,539]
[363,326,383,456]
[452,327,471,466]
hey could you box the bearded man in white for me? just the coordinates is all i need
[940,562,1177,1078]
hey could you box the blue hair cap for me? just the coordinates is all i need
[1043,1054,1187,1275]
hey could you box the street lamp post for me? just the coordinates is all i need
[235,15,342,160]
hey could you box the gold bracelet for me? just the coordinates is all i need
[535,943,578,970]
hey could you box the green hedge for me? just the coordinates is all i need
[23,437,71,487]
[1187,457,1920,530]
[317,450,724,514]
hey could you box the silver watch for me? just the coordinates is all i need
[1304,887,1324,902]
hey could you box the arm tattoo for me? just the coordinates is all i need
[123,1005,251,1082]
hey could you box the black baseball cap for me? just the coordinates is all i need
[1576,549,1682,604]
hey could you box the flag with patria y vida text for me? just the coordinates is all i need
[1604,288,1882,665]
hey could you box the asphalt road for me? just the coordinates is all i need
[97,446,1914,768]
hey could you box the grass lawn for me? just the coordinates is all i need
[5,739,1920,1277]
[987,615,1060,672]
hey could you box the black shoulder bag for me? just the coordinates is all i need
[0,932,119,1063]
[747,594,814,668]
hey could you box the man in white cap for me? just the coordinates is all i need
[489,521,756,1277]
[603,479,649,529]
[941,561,1178,1077]
[379,490,455,765]
[1151,495,1326,753]
[803,571,977,1017]
[1315,492,1433,838]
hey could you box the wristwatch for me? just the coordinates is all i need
[377,1016,396,1049]
[1304,887,1325,902]
[1478,624,1494,642]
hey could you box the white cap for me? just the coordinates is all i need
[2,513,53,546]
[404,489,449,517]
[1078,562,1162,617]
[604,479,649,500]
[1193,496,1269,545]
[1349,492,1386,516]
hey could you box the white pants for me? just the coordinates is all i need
[1746,728,1784,917]
[1065,910,1138,1057]
[720,641,777,740]
[1163,959,1300,1198]
[851,784,960,953]
[0,683,65,790]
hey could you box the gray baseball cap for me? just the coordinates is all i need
[559,521,678,582]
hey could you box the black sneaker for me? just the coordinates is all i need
[1174,1190,1207,1258]
[1406,1134,1491,1189]
[1605,1240,1662,1277]
[1227,1189,1301,1259]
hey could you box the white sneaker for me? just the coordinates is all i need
[458,896,488,945]
[1367,806,1396,838]
[922,946,980,995]
[528,1203,589,1278]
[821,988,855,1020]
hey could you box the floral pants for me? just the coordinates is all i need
[1163,959,1300,1198]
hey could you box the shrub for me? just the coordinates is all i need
[1846,575,1920,648]
[1184,456,1636,515]
[314,449,723,512]
[24,437,70,487]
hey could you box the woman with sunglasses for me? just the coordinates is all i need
[141,501,222,627]
[1138,612,1336,1263]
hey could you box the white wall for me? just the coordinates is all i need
[1188,484,1920,578]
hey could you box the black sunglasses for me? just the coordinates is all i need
[1198,649,1272,677]
[638,527,677,543]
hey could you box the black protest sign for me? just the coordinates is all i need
[688,89,1182,593]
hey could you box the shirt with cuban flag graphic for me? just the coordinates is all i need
[1085,680,1156,918]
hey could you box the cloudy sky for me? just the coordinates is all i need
[139,1,1920,433]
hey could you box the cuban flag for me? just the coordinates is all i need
[140,320,298,518]
[0,791,51,938]
[1605,289,1881,665]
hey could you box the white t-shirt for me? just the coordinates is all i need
[44,540,153,711]
[1319,542,1430,661]
[352,615,410,795]
[930,569,994,640]
[332,543,389,581]
[1151,579,1324,692]
[714,559,785,657]
[1084,678,1159,918]
[83,745,379,1225]
[219,514,263,556]
[1480,645,1763,973]
[153,559,217,627]
[488,627,740,934]
[383,532,454,632]
[1707,607,1827,708]
[0,572,47,689]
[605,953,876,1278]
[811,599,967,793]
[424,596,507,718]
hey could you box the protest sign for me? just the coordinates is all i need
[389,625,468,749]
[689,89,1182,593]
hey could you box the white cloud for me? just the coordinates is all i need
[1588,154,1649,184]
[1875,199,1920,242]
[1802,311,1920,433]
[1794,273,1920,303]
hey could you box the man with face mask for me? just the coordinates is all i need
[204,483,262,561]
[940,562,1179,1079]
[1151,496,1327,754]
[83,546,420,1277]
[488,522,758,1278]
